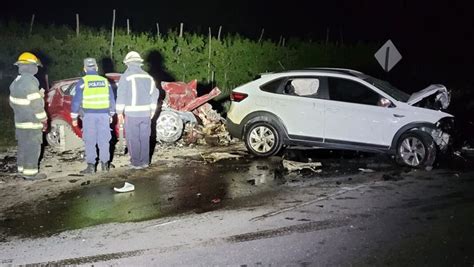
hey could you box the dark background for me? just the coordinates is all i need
[1,0,473,92]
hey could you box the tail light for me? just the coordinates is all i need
[230,92,248,102]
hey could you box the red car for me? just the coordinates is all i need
[45,73,121,151]
[45,74,221,151]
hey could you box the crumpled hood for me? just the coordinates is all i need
[407,84,450,109]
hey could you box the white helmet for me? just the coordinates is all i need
[123,51,144,64]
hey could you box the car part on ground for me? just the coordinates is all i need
[226,68,454,168]
[46,119,83,152]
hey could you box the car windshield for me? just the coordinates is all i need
[363,76,410,102]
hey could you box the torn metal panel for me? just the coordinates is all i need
[407,84,451,109]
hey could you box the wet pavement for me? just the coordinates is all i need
[1,148,472,240]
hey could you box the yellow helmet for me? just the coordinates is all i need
[14,52,42,66]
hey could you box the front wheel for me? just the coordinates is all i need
[396,130,436,168]
[244,121,282,157]
[156,110,184,143]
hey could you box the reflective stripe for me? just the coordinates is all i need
[35,111,47,120]
[71,113,79,119]
[27,92,42,101]
[150,104,157,110]
[125,74,154,106]
[131,78,137,106]
[124,105,151,112]
[9,96,30,105]
[18,166,24,172]
[83,94,110,99]
[15,122,43,129]
[150,80,156,94]
[23,169,39,176]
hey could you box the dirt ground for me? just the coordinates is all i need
[0,142,248,218]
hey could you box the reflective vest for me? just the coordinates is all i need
[82,75,110,109]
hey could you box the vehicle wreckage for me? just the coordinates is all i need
[45,74,229,152]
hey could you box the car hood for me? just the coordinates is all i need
[407,84,450,109]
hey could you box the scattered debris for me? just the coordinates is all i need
[80,180,91,186]
[211,198,221,204]
[282,159,322,173]
[113,182,135,193]
[358,168,375,173]
[200,151,245,163]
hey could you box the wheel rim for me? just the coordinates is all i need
[156,113,182,139]
[399,137,426,166]
[249,126,275,153]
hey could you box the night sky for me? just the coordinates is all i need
[1,0,473,88]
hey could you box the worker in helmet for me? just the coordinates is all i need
[9,52,48,180]
[116,51,159,169]
[71,58,116,174]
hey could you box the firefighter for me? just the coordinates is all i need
[9,52,48,180]
[116,51,159,169]
[71,58,115,174]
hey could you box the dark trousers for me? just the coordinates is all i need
[125,116,151,166]
[82,113,111,164]
[16,129,42,176]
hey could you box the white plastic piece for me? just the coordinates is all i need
[114,182,135,193]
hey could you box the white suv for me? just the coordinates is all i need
[226,68,453,168]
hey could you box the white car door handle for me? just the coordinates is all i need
[393,114,405,118]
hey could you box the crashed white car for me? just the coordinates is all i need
[226,68,453,168]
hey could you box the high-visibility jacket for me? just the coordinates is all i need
[9,73,47,130]
[71,71,116,120]
[82,75,110,109]
[116,64,159,117]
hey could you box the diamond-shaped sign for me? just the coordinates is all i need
[375,40,402,72]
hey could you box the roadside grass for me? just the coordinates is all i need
[0,94,15,151]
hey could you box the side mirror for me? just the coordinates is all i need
[378,97,394,108]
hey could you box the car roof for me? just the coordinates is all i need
[260,68,367,79]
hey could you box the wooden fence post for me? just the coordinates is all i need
[217,25,222,41]
[179,23,184,38]
[110,9,116,57]
[76,14,80,37]
[29,14,35,35]
[258,28,264,43]
[208,27,212,83]
[127,19,130,35]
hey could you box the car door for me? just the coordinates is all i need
[323,77,393,147]
[260,76,326,140]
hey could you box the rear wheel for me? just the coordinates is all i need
[396,130,436,168]
[244,121,282,157]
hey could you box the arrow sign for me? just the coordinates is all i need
[375,40,402,72]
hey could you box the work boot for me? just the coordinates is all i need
[80,163,95,174]
[100,162,110,172]
[23,173,47,181]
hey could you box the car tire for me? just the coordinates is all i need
[156,110,184,143]
[47,119,83,152]
[244,121,283,157]
[396,130,436,168]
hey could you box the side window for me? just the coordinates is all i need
[64,82,78,96]
[260,78,284,93]
[283,78,322,98]
[328,78,380,106]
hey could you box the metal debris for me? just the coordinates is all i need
[282,160,322,173]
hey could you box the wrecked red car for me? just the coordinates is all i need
[45,74,221,151]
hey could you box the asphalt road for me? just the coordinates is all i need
[1,159,473,266]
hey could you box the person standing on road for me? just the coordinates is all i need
[116,51,159,169]
[9,52,48,180]
[71,58,115,174]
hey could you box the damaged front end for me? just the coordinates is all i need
[407,84,451,110]
[419,117,454,152]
